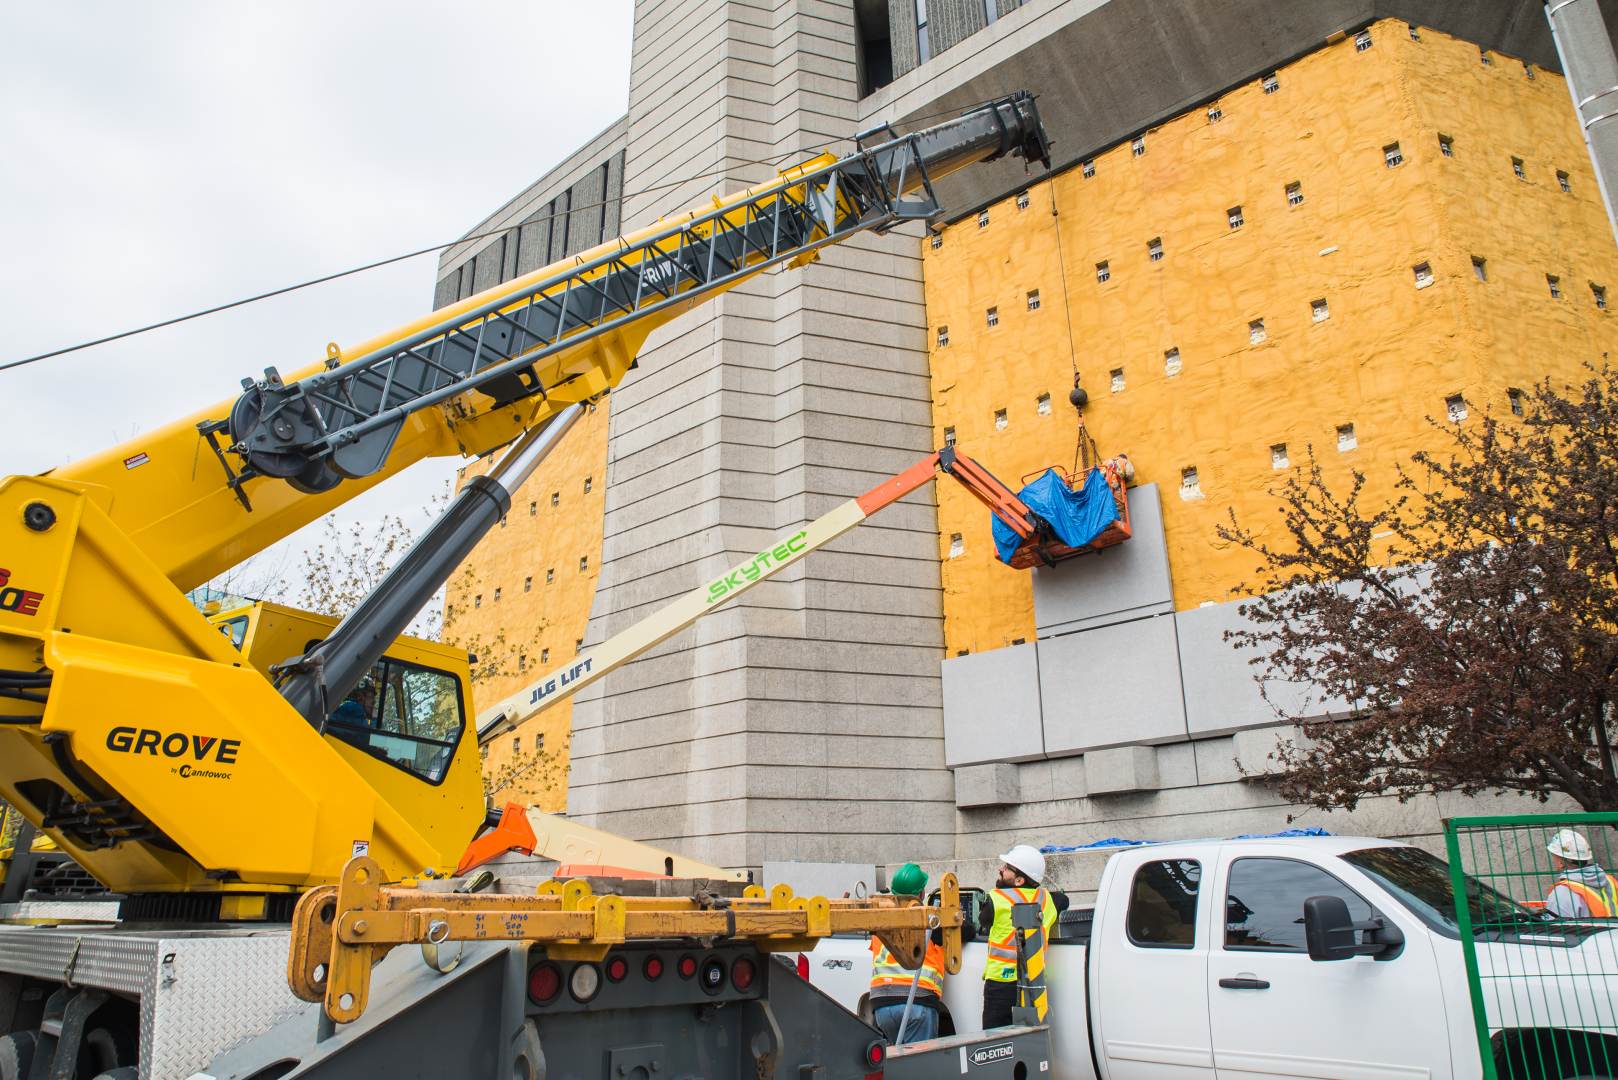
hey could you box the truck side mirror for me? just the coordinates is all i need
[1304,895,1404,962]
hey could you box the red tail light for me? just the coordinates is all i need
[527,962,562,1006]
[643,956,664,980]
[605,955,629,983]
[795,953,810,979]
[731,956,757,991]
[865,1040,886,1067]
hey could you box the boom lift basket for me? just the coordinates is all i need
[998,462,1132,570]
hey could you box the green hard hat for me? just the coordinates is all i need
[891,862,928,897]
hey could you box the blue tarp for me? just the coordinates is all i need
[1039,827,1330,854]
[992,467,1120,565]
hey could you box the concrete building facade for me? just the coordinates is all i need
[438,0,1618,873]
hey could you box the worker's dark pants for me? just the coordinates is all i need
[982,979,1018,1029]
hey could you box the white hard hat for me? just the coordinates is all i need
[1548,828,1594,862]
[999,844,1046,884]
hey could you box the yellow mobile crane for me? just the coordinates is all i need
[0,96,1051,1080]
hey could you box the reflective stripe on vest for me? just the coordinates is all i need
[1554,875,1618,917]
[868,937,945,998]
[984,887,1055,982]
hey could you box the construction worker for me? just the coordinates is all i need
[980,843,1063,1030]
[868,862,947,1045]
[331,677,377,725]
[1545,828,1618,918]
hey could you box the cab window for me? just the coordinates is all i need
[216,615,249,650]
[1224,857,1373,951]
[326,656,464,785]
[1127,859,1201,948]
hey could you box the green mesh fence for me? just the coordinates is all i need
[1445,814,1618,1079]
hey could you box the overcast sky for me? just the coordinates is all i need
[0,2,633,594]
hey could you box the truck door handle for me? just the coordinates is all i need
[1218,977,1271,990]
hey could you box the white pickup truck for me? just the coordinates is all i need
[806,835,1618,1079]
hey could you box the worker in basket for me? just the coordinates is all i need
[869,862,948,1045]
[1545,828,1618,918]
[979,843,1066,1029]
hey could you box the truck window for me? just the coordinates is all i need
[216,615,249,649]
[327,657,464,785]
[1224,857,1373,951]
[1126,859,1201,948]
[1341,845,1551,939]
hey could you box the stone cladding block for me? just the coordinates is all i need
[955,762,1021,808]
[1084,745,1161,795]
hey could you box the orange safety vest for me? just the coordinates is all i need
[1550,874,1618,917]
[868,937,946,1000]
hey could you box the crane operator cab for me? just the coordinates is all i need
[207,601,485,876]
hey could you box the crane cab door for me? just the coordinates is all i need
[209,602,485,868]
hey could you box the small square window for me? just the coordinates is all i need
[1262,73,1279,94]
[1446,394,1468,422]
[977,210,990,229]
[1508,388,1525,416]
[493,587,501,602]
[937,326,950,347]
[1524,62,1535,80]
[1270,443,1289,470]
[1132,136,1146,157]
[1408,23,1420,40]
[1384,142,1403,168]
[546,568,555,584]
[1082,159,1096,178]
[943,425,957,447]
[1479,48,1492,66]
[519,654,527,672]
[1512,156,1526,180]
[1147,237,1164,262]
[1413,262,1434,288]
[1337,423,1357,451]
[1110,368,1126,393]
[529,500,537,516]
[551,491,560,507]
[1439,134,1454,157]
[1164,347,1182,377]
[1286,181,1304,206]
[1180,466,1203,499]
[1472,256,1487,282]
[1311,298,1330,322]
[535,732,545,752]
[524,576,533,592]
[579,556,589,571]
[948,532,964,558]
[584,476,593,493]
[1227,205,1244,229]
[994,408,1008,431]
[1558,170,1572,193]
[1595,284,1608,310]
[1037,392,1052,415]
[1207,104,1223,123]
[512,736,520,753]
[986,306,999,327]
[1096,260,1111,283]
[1249,319,1267,344]
[1354,30,1373,51]
[474,594,482,609]
[1548,274,1562,299]
[1016,191,1031,210]
[930,233,943,250]
[1026,289,1040,311]
[541,647,550,663]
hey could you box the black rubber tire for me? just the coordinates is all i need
[0,1032,36,1080]
[81,1024,136,1079]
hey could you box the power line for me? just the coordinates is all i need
[0,144,847,375]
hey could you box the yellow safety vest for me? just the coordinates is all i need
[1551,874,1618,917]
[986,886,1056,1023]
[869,937,945,999]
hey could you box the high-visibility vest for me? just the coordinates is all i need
[1550,874,1618,917]
[984,886,1057,1022]
[868,937,945,1000]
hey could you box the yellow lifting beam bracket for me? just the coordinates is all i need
[289,856,961,1024]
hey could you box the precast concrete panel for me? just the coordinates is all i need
[941,642,1044,766]
[1038,613,1187,756]
[1031,483,1172,636]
